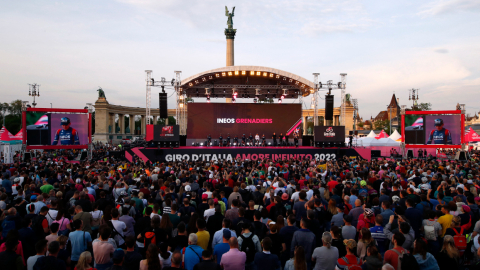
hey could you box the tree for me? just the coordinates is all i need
[9,100,23,116]
[412,103,432,111]
[374,119,391,134]
[357,122,364,128]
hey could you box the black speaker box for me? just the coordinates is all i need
[325,95,334,120]
[159,93,168,118]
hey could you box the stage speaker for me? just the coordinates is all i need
[23,152,31,162]
[349,131,353,135]
[407,149,414,158]
[371,150,381,158]
[325,95,334,120]
[159,93,168,118]
[456,151,467,161]
[79,151,87,161]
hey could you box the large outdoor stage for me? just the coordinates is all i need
[124,146,372,163]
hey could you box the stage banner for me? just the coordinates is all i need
[187,103,302,139]
[314,126,346,142]
[127,147,371,163]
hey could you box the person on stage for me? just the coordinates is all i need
[219,134,223,147]
[285,133,289,147]
[255,133,260,146]
[348,134,353,147]
[242,134,246,146]
[234,135,238,146]
[207,134,212,146]
[418,148,423,158]
[262,134,266,147]
[249,133,253,146]
[279,133,284,147]
[294,133,299,148]
[226,133,231,146]
[272,132,277,146]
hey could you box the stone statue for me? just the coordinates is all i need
[97,87,106,99]
[225,6,235,29]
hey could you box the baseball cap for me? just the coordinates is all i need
[60,117,71,126]
[223,229,231,239]
[185,185,191,192]
[343,215,353,223]
[113,249,125,260]
[14,178,20,183]
[213,198,218,204]
[360,180,367,186]
[30,195,37,201]
[434,119,443,126]
[337,205,345,211]
[282,193,289,200]
[202,194,208,200]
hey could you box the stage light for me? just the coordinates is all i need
[268,90,270,94]
[278,99,282,104]
[200,143,204,146]
[192,143,195,146]
[232,98,236,103]
[253,98,257,103]
[268,142,271,146]
[235,71,239,75]
[207,96,210,103]
[281,95,285,99]
[224,90,226,93]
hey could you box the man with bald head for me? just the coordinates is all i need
[220,237,246,270]
[347,199,364,227]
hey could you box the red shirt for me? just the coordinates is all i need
[384,247,408,270]
[327,181,338,193]
[337,254,362,268]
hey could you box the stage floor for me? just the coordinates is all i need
[155,146,333,150]
[125,146,372,163]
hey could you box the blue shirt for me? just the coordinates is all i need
[370,225,387,254]
[2,179,12,193]
[213,243,230,264]
[69,230,92,261]
[212,229,237,248]
[349,195,358,207]
[184,245,204,270]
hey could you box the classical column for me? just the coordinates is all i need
[129,115,135,134]
[93,97,110,143]
[225,22,236,103]
[141,115,146,135]
[118,114,125,134]
[109,113,115,133]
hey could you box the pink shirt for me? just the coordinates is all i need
[93,241,115,264]
[220,248,246,270]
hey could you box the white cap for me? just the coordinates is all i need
[185,185,191,192]
[14,178,20,183]
[76,178,82,183]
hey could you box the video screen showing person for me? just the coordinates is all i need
[49,114,89,145]
[425,115,460,145]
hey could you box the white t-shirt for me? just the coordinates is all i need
[204,208,215,221]
[291,191,300,202]
[159,251,172,268]
[46,209,58,226]
[110,220,127,245]
[27,255,44,270]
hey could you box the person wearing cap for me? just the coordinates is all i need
[312,231,339,270]
[331,205,345,227]
[109,249,125,270]
[197,194,210,218]
[213,229,231,264]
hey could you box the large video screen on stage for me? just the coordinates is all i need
[314,126,345,142]
[187,103,302,139]
[404,114,461,145]
[49,114,89,145]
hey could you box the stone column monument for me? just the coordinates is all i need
[94,88,110,143]
[225,6,236,103]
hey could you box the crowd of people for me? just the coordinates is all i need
[1,147,480,270]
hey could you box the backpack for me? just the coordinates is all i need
[253,222,266,241]
[240,234,257,263]
[33,215,47,238]
[235,220,246,237]
[1,218,16,238]
[452,228,467,255]
[423,220,437,241]
[144,231,157,247]
[392,249,420,270]
[341,256,362,270]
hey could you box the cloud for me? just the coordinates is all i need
[434,48,449,53]
[419,0,480,16]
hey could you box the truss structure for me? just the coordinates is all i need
[312,73,319,126]
[145,70,152,125]
[340,73,347,126]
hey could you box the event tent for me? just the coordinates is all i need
[370,138,400,146]
[358,137,377,147]
[13,130,23,140]
[0,127,15,142]
[389,130,402,142]
[366,130,377,138]
[465,128,480,142]
[375,130,389,139]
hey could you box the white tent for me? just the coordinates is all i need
[366,130,377,138]
[359,137,377,147]
[370,138,400,146]
[389,130,402,141]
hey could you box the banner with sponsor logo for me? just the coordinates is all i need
[314,126,346,142]
[125,146,372,163]
[146,125,180,142]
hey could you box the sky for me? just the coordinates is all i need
[1,0,480,119]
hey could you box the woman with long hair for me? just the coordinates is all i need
[413,238,440,270]
[187,213,199,235]
[101,205,113,226]
[158,242,172,269]
[140,244,161,270]
[75,251,95,270]
[357,228,377,260]
[323,199,336,231]
[434,235,459,270]
[284,246,307,270]
[160,214,173,237]
[52,209,72,233]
